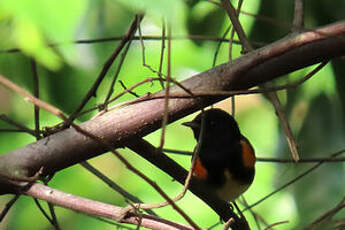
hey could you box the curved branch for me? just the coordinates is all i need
[1,20,344,178]
[1,19,345,223]
[24,183,195,230]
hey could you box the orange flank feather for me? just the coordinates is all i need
[240,139,256,168]
[193,157,208,179]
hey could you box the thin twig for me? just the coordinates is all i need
[118,61,327,106]
[91,216,136,230]
[103,149,200,228]
[0,74,201,229]
[0,114,36,136]
[134,209,143,230]
[228,27,235,62]
[0,195,20,222]
[227,0,319,162]
[164,148,193,155]
[244,149,345,211]
[292,0,305,32]
[137,21,158,76]
[0,128,35,133]
[0,35,265,54]
[136,24,197,147]
[67,15,143,124]
[207,221,222,230]
[221,0,253,52]
[44,180,61,230]
[80,161,158,216]
[221,0,299,162]
[118,80,140,98]
[142,148,345,163]
[228,0,243,116]
[133,109,206,210]
[232,201,249,229]
[222,218,235,230]
[0,75,64,118]
[24,183,196,230]
[240,10,291,29]
[99,10,325,118]
[264,60,328,162]
[94,77,165,117]
[158,23,172,151]
[103,37,133,104]
[33,198,54,225]
[228,0,243,61]
[31,59,60,229]
[303,197,345,230]
[257,156,345,163]
[136,20,193,97]
[158,19,166,89]
[213,25,231,67]
[263,220,289,230]
[31,59,41,139]
[137,24,194,101]
[266,91,300,161]
[239,196,263,230]
[126,138,242,223]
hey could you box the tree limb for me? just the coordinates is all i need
[1,19,345,224]
[24,183,195,230]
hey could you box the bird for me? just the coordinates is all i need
[182,108,256,202]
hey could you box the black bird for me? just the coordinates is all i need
[183,108,256,201]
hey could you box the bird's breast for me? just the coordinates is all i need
[216,168,251,202]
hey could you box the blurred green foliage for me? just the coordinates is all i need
[0,0,88,69]
[0,0,345,230]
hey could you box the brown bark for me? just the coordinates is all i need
[1,19,345,224]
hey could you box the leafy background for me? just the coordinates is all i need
[0,0,345,229]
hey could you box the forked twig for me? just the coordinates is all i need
[67,15,143,124]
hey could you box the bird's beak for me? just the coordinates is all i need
[182,121,200,129]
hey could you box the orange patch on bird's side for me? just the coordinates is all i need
[241,140,256,168]
[193,157,208,179]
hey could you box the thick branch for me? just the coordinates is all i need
[1,20,345,192]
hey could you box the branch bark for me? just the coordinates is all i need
[24,183,195,230]
[1,19,345,223]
